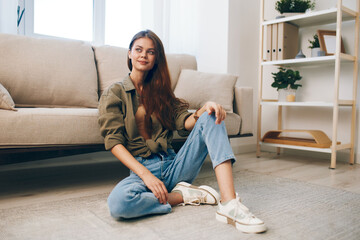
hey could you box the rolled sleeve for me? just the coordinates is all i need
[174,106,192,137]
[98,85,127,150]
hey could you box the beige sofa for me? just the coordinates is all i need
[0,33,253,151]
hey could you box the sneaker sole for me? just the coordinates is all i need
[177,182,220,205]
[216,212,267,234]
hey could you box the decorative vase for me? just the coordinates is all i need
[278,88,296,102]
[295,49,306,59]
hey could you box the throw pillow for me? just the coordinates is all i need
[174,69,237,112]
[0,83,17,111]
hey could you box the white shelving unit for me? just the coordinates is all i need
[256,0,360,169]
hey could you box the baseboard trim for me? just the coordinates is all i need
[231,143,257,155]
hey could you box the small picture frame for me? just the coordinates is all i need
[317,30,345,55]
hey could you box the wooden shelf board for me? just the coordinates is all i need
[340,53,356,61]
[262,7,357,27]
[260,101,353,107]
[260,142,332,153]
[261,54,355,67]
[336,143,352,150]
[342,5,358,17]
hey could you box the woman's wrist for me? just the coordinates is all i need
[194,106,206,122]
[194,108,201,122]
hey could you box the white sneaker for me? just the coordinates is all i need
[171,182,220,205]
[216,195,267,234]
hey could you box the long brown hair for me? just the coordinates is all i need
[127,30,189,131]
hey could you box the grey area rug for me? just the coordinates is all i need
[1,171,360,240]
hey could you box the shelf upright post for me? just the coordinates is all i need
[330,0,344,169]
[277,105,283,155]
[349,0,360,164]
[256,0,265,157]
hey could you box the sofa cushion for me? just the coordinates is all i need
[0,83,16,111]
[222,112,241,135]
[0,108,103,147]
[234,86,253,135]
[93,45,198,95]
[0,34,98,108]
[174,69,237,112]
[93,45,129,96]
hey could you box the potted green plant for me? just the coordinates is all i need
[308,34,325,57]
[275,0,315,18]
[271,67,302,102]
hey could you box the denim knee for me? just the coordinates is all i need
[197,111,235,168]
[197,112,226,136]
[198,112,222,126]
[108,185,172,219]
[107,188,135,219]
[108,193,125,219]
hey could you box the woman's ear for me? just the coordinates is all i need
[128,50,131,59]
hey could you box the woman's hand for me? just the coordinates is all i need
[185,101,226,131]
[203,101,226,124]
[111,144,168,205]
[141,171,169,205]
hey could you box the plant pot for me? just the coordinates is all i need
[278,88,296,102]
[311,47,325,57]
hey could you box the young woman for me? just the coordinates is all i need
[98,30,266,234]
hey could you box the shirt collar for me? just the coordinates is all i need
[123,74,136,92]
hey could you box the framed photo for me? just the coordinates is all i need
[317,30,345,55]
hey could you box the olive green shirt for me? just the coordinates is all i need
[98,75,192,158]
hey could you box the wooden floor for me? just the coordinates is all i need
[0,151,359,210]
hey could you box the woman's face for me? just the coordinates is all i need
[129,37,156,73]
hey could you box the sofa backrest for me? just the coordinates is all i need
[0,34,197,108]
[0,34,99,108]
[93,45,197,96]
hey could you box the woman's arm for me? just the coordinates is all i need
[111,144,169,205]
[184,101,226,131]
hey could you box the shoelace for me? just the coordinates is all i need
[233,197,257,222]
[180,195,206,206]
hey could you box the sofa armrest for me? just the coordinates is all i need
[234,86,253,135]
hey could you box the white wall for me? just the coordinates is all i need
[0,0,17,34]
[196,0,229,73]
[164,0,229,74]
[227,0,260,153]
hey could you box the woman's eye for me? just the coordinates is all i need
[148,50,155,55]
[136,48,142,52]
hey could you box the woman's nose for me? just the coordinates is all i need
[140,52,147,59]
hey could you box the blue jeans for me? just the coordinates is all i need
[107,112,236,219]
